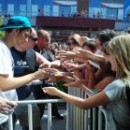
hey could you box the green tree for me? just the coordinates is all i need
[0,16,5,39]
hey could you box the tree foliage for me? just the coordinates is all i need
[0,16,5,39]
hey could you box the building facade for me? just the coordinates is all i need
[0,0,130,30]
[0,0,127,20]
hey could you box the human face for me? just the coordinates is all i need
[27,36,38,49]
[15,29,31,46]
[95,38,103,50]
[105,53,117,72]
[37,35,50,49]
[68,39,79,51]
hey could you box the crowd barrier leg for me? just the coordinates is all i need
[28,104,33,130]
[8,114,13,130]
[48,103,52,130]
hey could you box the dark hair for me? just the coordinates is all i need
[6,27,31,33]
[97,29,115,45]
[83,39,96,51]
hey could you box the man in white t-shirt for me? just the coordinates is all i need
[0,16,46,130]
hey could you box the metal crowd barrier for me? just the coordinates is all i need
[8,99,66,130]
[7,91,107,130]
[67,87,108,130]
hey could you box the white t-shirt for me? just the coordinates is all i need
[0,40,18,124]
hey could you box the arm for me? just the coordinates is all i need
[36,52,61,68]
[94,76,115,91]
[0,69,45,91]
[59,49,105,65]
[85,62,97,89]
[59,50,76,59]
[35,52,51,67]
[43,68,74,83]
[43,87,110,109]
[50,60,61,68]
[76,49,105,64]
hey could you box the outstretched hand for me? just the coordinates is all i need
[43,68,67,82]
[59,50,76,60]
[43,87,60,96]
[32,68,47,80]
[64,75,94,96]
[64,75,83,88]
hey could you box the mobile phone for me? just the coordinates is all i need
[49,70,56,75]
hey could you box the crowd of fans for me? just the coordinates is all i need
[0,15,130,130]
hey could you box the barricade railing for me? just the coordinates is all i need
[7,93,107,130]
[8,99,66,130]
[67,87,108,130]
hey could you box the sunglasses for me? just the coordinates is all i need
[29,36,38,42]
[32,37,38,42]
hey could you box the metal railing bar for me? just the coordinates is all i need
[28,104,33,130]
[14,99,64,104]
[8,114,13,130]
[66,103,69,130]
[92,108,96,130]
[8,99,65,130]
[48,103,52,130]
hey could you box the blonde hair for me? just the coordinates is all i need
[105,34,130,78]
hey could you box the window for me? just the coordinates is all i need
[20,4,26,16]
[118,8,123,20]
[7,4,14,15]
[59,6,71,17]
[53,5,59,16]
[71,5,77,16]
[44,5,50,16]
[32,5,38,16]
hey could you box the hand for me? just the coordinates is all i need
[43,87,60,96]
[0,97,17,115]
[62,61,77,72]
[39,63,51,68]
[59,50,76,60]
[64,75,83,88]
[46,76,64,83]
[33,69,46,80]
[44,68,65,77]
[43,68,66,82]
[74,49,93,60]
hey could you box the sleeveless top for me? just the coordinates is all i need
[11,47,37,100]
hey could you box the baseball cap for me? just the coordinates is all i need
[0,16,31,31]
